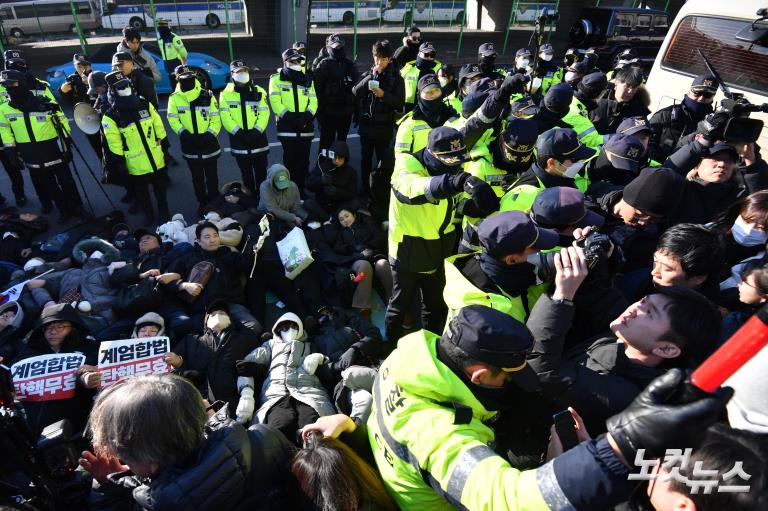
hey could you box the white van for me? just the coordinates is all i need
[1,0,101,38]
[644,0,768,148]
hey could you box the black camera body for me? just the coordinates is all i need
[533,228,612,282]
[717,95,768,144]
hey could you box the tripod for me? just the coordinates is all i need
[49,104,116,215]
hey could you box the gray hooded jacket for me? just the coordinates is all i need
[258,164,307,224]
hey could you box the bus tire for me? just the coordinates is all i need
[342,11,354,25]
[191,67,211,90]
[206,14,221,29]
[129,17,146,32]
[10,28,24,39]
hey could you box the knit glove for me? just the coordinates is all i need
[236,387,255,424]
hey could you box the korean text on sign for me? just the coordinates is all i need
[97,336,170,387]
[10,353,85,402]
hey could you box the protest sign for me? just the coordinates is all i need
[11,353,85,401]
[97,336,170,387]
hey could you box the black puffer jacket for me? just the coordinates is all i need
[353,63,405,139]
[89,413,295,511]
[589,89,651,135]
[174,326,259,415]
[306,141,358,210]
[648,100,711,163]
[13,304,98,436]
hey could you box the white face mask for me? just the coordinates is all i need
[732,215,768,247]
[564,71,577,83]
[540,53,554,62]
[438,77,448,88]
[206,313,231,332]
[518,59,530,69]
[287,63,303,72]
[116,86,133,97]
[279,327,299,342]
[233,70,250,84]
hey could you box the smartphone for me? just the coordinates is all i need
[553,409,579,451]
[368,79,380,91]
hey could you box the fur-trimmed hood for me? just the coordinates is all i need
[72,238,122,264]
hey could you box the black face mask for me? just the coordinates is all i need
[422,148,458,176]
[407,38,421,49]
[418,95,443,120]
[328,47,345,60]
[416,57,435,71]
[6,86,31,105]
[115,93,140,110]
[479,57,496,73]
[683,94,714,118]
[493,137,534,175]
[179,77,196,92]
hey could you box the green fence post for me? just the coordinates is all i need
[224,0,233,61]
[407,0,414,29]
[353,0,359,60]
[0,22,5,53]
[455,1,466,57]
[32,3,45,40]
[501,1,519,55]
[428,0,434,28]
[664,0,671,10]
[449,0,456,27]
[68,0,90,54]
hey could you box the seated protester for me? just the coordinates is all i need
[316,208,391,319]
[309,305,382,383]
[13,304,99,436]
[666,139,768,225]
[720,258,768,343]
[131,311,165,338]
[589,66,650,135]
[501,128,596,212]
[235,313,336,441]
[289,431,397,511]
[587,133,645,186]
[0,301,25,363]
[166,222,262,335]
[207,181,260,226]
[166,300,259,417]
[100,228,190,342]
[618,223,726,303]
[81,374,295,510]
[586,166,685,272]
[714,190,768,274]
[446,211,558,325]
[258,163,309,231]
[645,423,767,511]
[305,141,359,222]
[527,245,721,434]
[28,238,122,334]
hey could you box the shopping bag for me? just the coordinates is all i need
[276,227,314,280]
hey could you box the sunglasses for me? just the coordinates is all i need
[692,90,715,99]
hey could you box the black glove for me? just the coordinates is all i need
[697,112,730,145]
[322,185,337,196]
[496,73,529,100]
[236,359,266,379]
[333,346,359,372]
[464,176,500,216]
[450,171,471,193]
[606,369,733,462]
[321,173,333,184]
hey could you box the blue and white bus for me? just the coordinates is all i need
[381,1,464,25]
[310,1,382,25]
[100,0,243,31]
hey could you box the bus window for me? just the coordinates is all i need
[661,15,768,95]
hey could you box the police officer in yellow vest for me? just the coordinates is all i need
[102,71,169,224]
[563,71,608,151]
[0,70,87,222]
[268,48,317,192]
[500,127,596,214]
[395,74,458,155]
[400,41,442,114]
[530,43,559,99]
[386,126,500,341]
[368,302,731,510]
[444,210,558,327]
[167,65,221,213]
[156,18,188,82]
[219,60,270,195]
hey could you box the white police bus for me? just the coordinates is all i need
[310,1,382,25]
[99,0,243,31]
[381,0,464,24]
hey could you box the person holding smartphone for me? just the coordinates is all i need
[352,40,405,200]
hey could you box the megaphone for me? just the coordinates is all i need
[73,102,101,135]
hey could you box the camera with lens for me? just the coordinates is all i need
[713,93,768,144]
[0,364,91,510]
[531,228,613,282]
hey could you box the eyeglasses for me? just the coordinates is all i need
[44,322,72,333]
